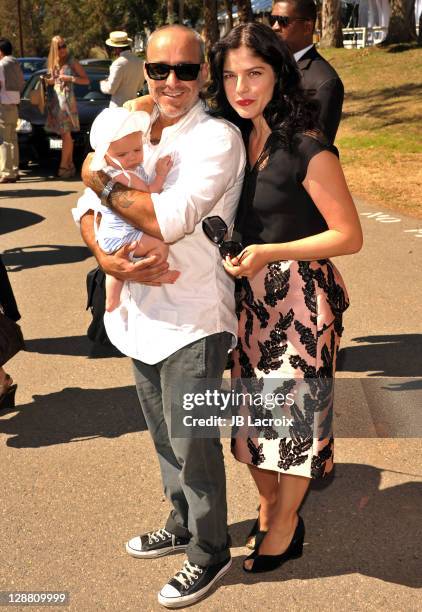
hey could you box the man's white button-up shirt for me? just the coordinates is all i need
[75,100,246,364]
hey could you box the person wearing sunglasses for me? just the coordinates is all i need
[271,0,344,144]
[43,35,89,178]
[208,21,362,574]
[77,24,245,608]
[100,31,145,108]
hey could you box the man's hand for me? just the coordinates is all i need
[99,242,170,283]
[80,213,168,284]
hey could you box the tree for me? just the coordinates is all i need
[418,9,422,45]
[319,0,343,48]
[0,0,46,56]
[179,0,185,23]
[167,0,175,23]
[237,0,253,23]
[0,1,210,59]
[42,0,160,57]
[0,1,19,53]
[222,0,234,30]
[203,0,219,55]
[383,0,417,44]
[183,0,203,28]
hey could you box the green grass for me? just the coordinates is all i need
[338,133,421,153]
[319,46,422,217]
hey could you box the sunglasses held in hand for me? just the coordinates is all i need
[145,63,201,81]
[202,216,244,259]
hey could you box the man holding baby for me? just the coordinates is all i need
[76,24,245,609]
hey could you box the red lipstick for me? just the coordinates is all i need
[237,99,254,106]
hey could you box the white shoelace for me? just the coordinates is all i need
[148,528,172,544]
[173,561,203,589]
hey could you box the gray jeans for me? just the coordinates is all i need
[132,332,233,567]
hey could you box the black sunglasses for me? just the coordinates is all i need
[58,43,67,49]
[269,15,308,27]
[202,216,244,259]
[145,62,201,81]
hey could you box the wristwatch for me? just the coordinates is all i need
[100,179,115,209]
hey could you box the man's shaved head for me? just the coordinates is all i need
[147,25,205,63]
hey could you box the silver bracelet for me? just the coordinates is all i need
[100,179,115,209]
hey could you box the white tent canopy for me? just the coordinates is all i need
[218,1,422,34]
[357,0,391,28]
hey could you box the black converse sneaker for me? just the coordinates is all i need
[125,528,190,559]
[157,557,232,608]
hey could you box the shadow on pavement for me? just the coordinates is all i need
[0,385,147,447]
[2,244,92,271]
[24,335,124,358]
[0,207,45,235]
[227,463,421,589]
[383,379,422,392]
[337,334,422,376]
[0,188,77,199]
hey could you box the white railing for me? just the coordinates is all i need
[342,26,388,48]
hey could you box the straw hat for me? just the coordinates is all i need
[105,31,133,47]
[90,107,150,170]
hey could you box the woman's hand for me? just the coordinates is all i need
[41,74,54,86]
[222,244,270,279]
[59,74,74,84]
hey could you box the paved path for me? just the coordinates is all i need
[0,169,421,611]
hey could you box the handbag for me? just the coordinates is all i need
[86,266,112,345]
[0,311,25,367]
[29,76,46,113]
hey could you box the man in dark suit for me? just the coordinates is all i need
[271,0,344,144]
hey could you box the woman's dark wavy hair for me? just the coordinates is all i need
[206,22,320,146]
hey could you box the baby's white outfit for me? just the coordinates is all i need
[96,164,149,253]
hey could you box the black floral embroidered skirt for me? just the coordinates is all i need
[231,259,349,478]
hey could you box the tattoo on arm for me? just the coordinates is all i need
[105,185,158,236]
[110,185,135,209]
[81,156,109,193]
[90,170,108,193]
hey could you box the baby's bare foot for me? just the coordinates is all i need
[106,297,121,312]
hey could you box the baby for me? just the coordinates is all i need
[88,107,179,311]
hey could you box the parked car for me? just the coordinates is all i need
[16,57,47,81]
[17,65,111,168]
[79,58,112,68]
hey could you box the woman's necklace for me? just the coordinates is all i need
[248,126,271,169]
